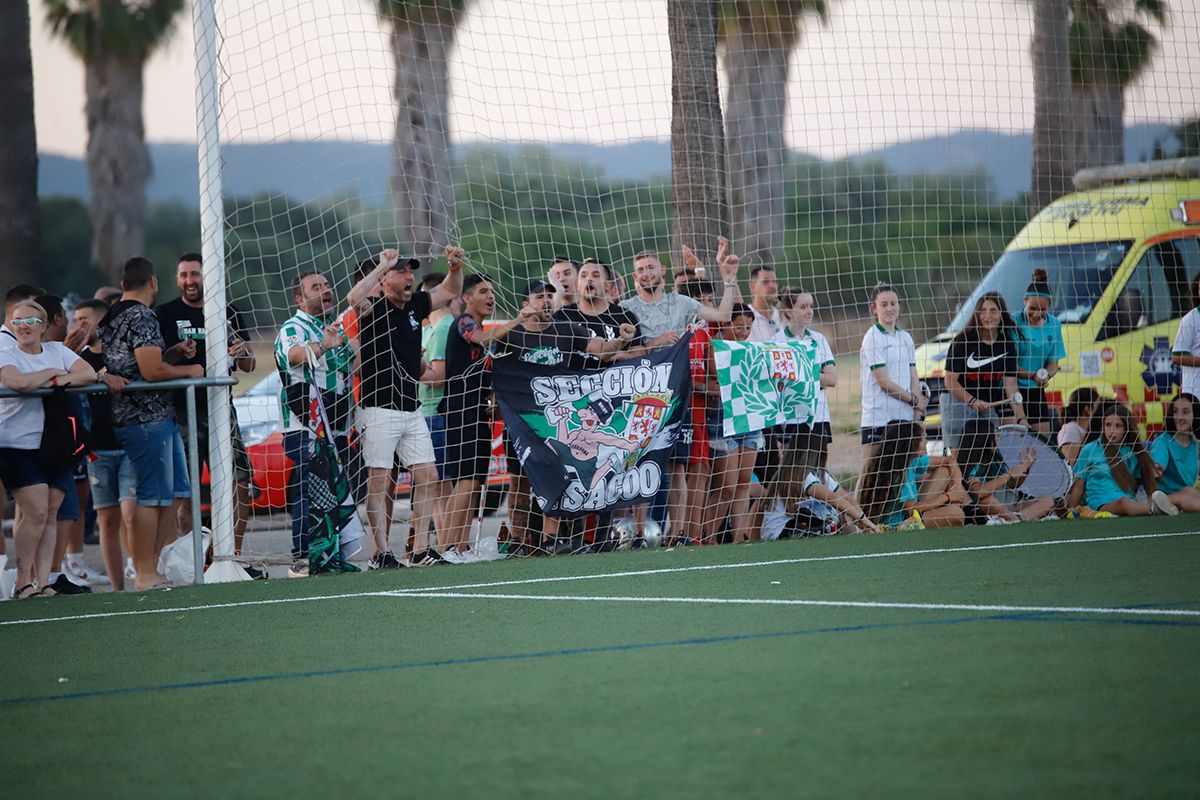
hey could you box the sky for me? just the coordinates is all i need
[29,0,1200,160]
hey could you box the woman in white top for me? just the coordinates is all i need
[859,283,925,469]
[776,287,837,468]
[1056,387,1101,466]
[0,301,96,598]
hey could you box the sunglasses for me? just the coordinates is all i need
[11,317,45,328]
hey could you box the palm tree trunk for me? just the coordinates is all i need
[389,12,456,257]
[669,0,727,265]
[723,26,789,268]
[1029,0,1073,217]
[1073,79,1124,170]
[0,0,42,289]
[85,51,151,279]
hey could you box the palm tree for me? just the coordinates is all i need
[1030,0,1074,216]
[374,0,468,257]
[45,0,183,280]
[0,0,41,289]
[719,0,828,268]
[669,0,727,265]
[1069,0,1166,170]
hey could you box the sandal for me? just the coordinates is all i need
[13,583,38,600]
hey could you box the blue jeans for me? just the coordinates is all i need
[284,430,350,560]
[115,418,190,507]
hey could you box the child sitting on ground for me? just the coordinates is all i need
[762,430,877,538]
[1068,402,1179,517]
[858,421,966,530]
[1149,392,1200,512]
[956,417,1056,522]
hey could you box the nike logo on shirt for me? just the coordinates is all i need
[966,353,1004,369]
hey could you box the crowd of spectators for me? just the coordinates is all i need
[5,245,1200,597]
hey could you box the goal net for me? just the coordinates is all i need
[196,0,1198,569]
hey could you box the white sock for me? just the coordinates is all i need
[67,551,86,567]
[0,554,7,572]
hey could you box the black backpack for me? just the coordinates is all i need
[39,389,89,473]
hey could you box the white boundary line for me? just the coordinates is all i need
[1,529,1196,627]
[382,591,1200,618]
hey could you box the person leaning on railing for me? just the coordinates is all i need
[0,300,97,599]
[99,257,204,591]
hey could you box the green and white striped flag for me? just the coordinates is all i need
[713,339,820,436]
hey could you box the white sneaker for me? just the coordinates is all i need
[457,548,481,564]
[66,559,111,586]
[984,515,1012,525]
[1150,491,1180,516]
[440,548,464,565]
[124,558,137,581]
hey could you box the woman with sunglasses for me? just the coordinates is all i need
[0,301,96,598]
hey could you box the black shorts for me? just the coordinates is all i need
[1019,385,1052,425]
[799,420,833,445]
[861,425,887,445]
[445,406,491,482]
[671,421,694,464]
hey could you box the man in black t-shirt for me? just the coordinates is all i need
[156,253,258,567]
[553,259,646,364]
[346,246,464,568]
[442,275,538,561]
[504,278,636,553]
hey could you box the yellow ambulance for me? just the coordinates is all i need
[918,158,1200,433]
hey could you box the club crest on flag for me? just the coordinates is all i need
[714,339,819,436]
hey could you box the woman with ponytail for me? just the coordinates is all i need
[1013,268,1065,435]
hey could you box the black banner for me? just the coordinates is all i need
[493,335,693,518]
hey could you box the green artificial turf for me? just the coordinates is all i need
[2,515,1198,798]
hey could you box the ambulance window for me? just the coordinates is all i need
[1100,238,1199,339]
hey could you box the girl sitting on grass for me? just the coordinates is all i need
[956,418,1056,522]
[858,421,966,529]
[762,430,877,537]
[1149,392,1200,512]
[1068,403,1179,517]
[1057,387,1101,466]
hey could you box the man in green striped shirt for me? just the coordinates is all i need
[274,271,355,576]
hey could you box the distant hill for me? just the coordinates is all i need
[38,123,1173,206]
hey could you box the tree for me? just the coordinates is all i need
[1030,0,1075,216]
[1069,0,1166,170]
[45,0,184,281]
[719,0,828,268]
[0,0,42,289]
[374,0,468,258]
[669,0,727,265]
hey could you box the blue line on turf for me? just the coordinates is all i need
[2,610,1194,707]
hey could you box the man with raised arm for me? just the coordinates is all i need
[275,270,355,577]
[347,246,464,568]
[619,236,740,346]
[100,257,204,590]
[619,237,741,545]
[440,274,538,562]
[747,265,783,341]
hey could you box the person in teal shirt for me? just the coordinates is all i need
[1150,393,1200,511]
[1068,403,1178,516]
[1013,268,1065,435]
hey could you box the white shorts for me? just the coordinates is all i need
[358,406,436,469]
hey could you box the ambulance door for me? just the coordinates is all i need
[1095,235,1200,428]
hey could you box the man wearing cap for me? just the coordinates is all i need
[502,278,636,554]
[347,246,464,568]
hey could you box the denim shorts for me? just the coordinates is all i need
[424,413,455,481]
[88,449,137,509]
[708,427,765,456]
[115,418,191,507]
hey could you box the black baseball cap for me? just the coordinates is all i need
[521,279,556,302]
[385,257,421,274]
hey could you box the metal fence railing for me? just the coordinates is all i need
[0,376,238,585]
